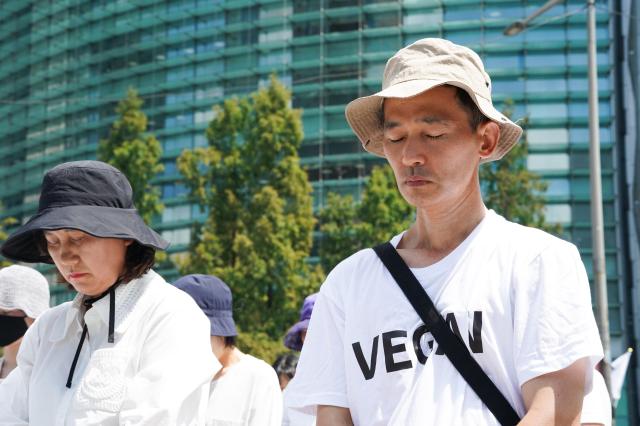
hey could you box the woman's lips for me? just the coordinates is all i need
[68,272,87,280]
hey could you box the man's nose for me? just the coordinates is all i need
[401,134,425,167]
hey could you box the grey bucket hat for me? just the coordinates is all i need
[345,38,523,163]
[1,161,169,263]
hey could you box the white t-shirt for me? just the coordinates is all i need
[581,371,612,425]
[0,270,219,425]
[282,386,316,426]
[286,210,604,425]
[207,354,282,426]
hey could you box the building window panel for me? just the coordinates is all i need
[161,228,191,246]
[259,28,292,44]
[259,50,291,67]
[544,179,571,197]
[527,103,568,119]
[162,183,189,199]
[484,54,523,70]
[483,5,524,19]
[525,53,567,68]
[528,128,569,146]
[526,78,567,93]
[403,9,443,27]
[544,204,572,224]
[162,205,191,222]
[528,153,569,172]
[444,7,477,22]
[364,36,399,53]
[164,134,193,151]
[365,12,400,29]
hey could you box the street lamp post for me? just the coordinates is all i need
[504,0,613,396]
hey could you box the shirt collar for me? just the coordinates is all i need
[47,270,159,343]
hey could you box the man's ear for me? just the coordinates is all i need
[478,121,500,159]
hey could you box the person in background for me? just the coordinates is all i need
[273,352,299,391]
[282,294,318,426]
[174,274,282,426]
[0,265,50,381]
[0,161,217,424]
[283,293,317,351]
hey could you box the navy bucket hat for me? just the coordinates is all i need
[173,274,237,337]
[0,160,169,263]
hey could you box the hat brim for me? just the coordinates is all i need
[345,79,523,163]
[284,319,310,351]
[208,315,237,337]
[1,205,169,263]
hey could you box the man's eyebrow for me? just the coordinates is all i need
[383,120,399,130]
[420,116,450,124]
[383,116,451,129]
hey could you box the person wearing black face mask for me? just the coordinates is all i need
[0,265,50,381]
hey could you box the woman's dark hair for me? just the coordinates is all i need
[120,241,156,283]
[36,233,156,284]
[224,335,236,348]
[272,352,300,380]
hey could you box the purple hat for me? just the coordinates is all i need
[173,274,237,337]
[284,293,318,351]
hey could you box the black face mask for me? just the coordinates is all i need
[0,315,28,346]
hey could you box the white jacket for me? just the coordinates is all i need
[0,270,220,425]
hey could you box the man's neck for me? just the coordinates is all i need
[398,189,487,267]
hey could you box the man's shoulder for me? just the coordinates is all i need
[323,246,382,288]
[492,213,576,259]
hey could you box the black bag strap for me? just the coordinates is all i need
[373,242,520,426]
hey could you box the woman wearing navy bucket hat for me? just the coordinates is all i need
[0,161,220,424]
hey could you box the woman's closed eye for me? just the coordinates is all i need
[45,239,59,247]
[70,236,85,244]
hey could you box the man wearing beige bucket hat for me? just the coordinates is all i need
[286,39,603,425]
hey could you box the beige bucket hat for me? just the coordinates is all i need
[345,38,523,163]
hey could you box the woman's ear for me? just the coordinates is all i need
[124,239,134,247]
[478,121,500,159]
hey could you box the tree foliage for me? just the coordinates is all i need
[318,165,414,272]
[98,88,164,224]
[480,101,561,233]
[177,76,320,337]
[0,209,17,267]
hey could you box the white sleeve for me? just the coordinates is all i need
[118,302,220,425]
[580,371,612,426]
[248,366,283,426]
[0,319,41,424]
[512,242,604,386]
[285,270,349,412]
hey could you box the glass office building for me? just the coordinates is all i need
[0,0,636,421]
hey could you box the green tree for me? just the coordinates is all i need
[98,88,164,224]
[480,101,561,233]
[0,209,17,267]
[177,76,319,340]
[318,165,414,272]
